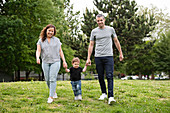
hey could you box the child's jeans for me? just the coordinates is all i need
[71,80,82,96]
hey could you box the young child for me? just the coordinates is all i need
[65,57,87,100]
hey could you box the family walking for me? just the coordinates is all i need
[36,14,123,104]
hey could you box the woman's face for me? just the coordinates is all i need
[46,27,54,38]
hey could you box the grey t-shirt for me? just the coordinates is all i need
[90,26,117,57]
[37,36,61,63]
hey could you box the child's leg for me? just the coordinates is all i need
[71,81,78,96]
[77,80,82,95]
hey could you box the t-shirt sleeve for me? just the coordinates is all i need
[111,27,117,38]
[37,38,41,45]
[90,30,95,41]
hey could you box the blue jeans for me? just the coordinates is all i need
[95,56,114,98]
[71,80,82,96]
[42,61,60,97]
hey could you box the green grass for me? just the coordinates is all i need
[0,80,169,113]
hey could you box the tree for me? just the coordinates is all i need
[153,30,170,79]
[0,0,72,80]
[81,0,158,74]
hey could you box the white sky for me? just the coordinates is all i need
[70,0,170,16]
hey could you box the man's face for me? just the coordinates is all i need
[96,17,105,28]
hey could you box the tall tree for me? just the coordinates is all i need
[0,0,70,80]
[153,30,170,79]
[81,0,158,74]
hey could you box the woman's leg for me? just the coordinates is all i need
[42,62,50,88]
[49,61,60,97]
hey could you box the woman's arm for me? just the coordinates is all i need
[59,46,67,68]
[36,44,41,64]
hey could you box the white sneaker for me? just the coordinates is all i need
[47,97,53,103]
[53,93,58,98]
[99,93,107,100]
[74,96,78,100]
[77,95,82,100]
[108,97,116,105]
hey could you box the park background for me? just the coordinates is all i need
[0,0,170,113]
[0,0,170,81]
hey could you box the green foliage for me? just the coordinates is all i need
[0,80,169,112]
[81,0,158,74]
[0,0,77,77]
[153,30,170,77]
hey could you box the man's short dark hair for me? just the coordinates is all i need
[96,14,105,19]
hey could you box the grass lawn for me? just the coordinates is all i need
[0,80,169,113]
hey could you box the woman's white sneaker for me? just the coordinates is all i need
[47,97,53,103]
[53,93,58,98]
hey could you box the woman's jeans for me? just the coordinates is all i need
[95,56,114,98]
[71,80,82,96]
[42,61,60,97]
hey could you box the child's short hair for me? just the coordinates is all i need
[72,57,80,64]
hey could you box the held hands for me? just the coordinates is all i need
[86,59,91,66]
[63,61,67,68]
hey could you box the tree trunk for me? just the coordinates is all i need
[26,71,31,81]
[17,70,20,81]
[63,73,64,81]
[151,72,155,80]
[38,73,41,81]
[139,72,142,80]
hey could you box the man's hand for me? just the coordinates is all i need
[119,54,124,61]
[86,59,91,66]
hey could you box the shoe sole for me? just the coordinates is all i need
[99,97,107,100]
[108,100,116,105]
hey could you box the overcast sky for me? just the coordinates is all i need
[70,0,170,16]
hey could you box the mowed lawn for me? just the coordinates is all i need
[0,80,169,113]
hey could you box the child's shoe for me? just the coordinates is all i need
[74,96,78,100]
[77,95,82,100]
[47,97,53,103]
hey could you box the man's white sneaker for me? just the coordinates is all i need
[77,95,82,100]
[74,96,78,100]
[53,93,58,98]
[108,97,116,105]
[47,97,53,103]
[99,93,107,100]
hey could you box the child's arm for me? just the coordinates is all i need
[65,68,70,72]
[82,65,87,72]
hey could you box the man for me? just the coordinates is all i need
[86,14,123,104]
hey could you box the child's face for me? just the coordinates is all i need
[46,27,54,38]
[72,61,79,68]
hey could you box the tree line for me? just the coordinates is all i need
[0,0,169,80]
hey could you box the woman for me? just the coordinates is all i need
[36,24,67,103]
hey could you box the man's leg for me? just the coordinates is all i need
[95,57,107,94]
[104,56,114,98]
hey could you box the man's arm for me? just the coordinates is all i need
[113,36,124,61]
[86,41,94,66]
